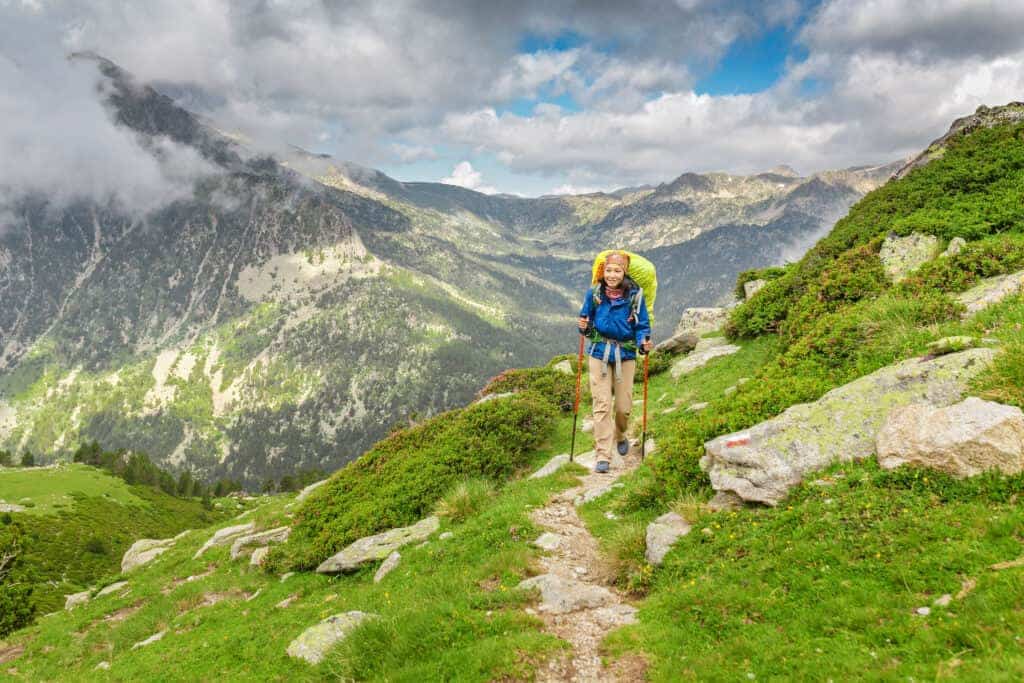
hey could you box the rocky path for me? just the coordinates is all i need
[524,443,648,682]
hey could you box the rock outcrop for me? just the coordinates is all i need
[674,307,729,337]
[701,348,996,505]
[0,501,25,513]
[877,397,1024,477]
[530,454,570,479]
[654,332,699,355]
[670,337,741,378]
[122,538,176,573]
[645,512,692,565]
[287,611,377,664]
[193,522,256,559]
[96,581,129,598]
[552,359,573,375]
[879,232,939,282]
[229,526,291,560]
[956,270,1024,316]
[316,516,440,573]
[64,591,90,610]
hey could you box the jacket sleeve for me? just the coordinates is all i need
[634,289,652,347]
[579,287,595,319]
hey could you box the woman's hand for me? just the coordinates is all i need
[641,338,653,353]
[578,316,589,332]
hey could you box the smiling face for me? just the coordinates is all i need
[603,261,625,288]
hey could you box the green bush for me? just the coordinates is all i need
[902,233,1024,293]
[0,520,36,638]
[727,121,1024,340]
[285,392,557,569]
[478,367,575,411]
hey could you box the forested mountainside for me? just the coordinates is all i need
[0,54,888,485]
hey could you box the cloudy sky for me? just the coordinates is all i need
[3,0,1024,199]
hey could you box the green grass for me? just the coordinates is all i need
[0,463,147,514]
[0,468,583,681]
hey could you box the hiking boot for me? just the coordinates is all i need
[595,460,610,473]
[616,438,630,456]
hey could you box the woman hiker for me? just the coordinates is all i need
[577,250,652,473]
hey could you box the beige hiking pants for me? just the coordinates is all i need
[588,356,635,461]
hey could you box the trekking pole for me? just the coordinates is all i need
[569,329,586,463]
[641,337,650,462]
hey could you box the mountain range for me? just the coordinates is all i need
[0,54,898,485]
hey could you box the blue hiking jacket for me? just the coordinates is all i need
[578,282,651,362]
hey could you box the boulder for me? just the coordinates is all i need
[229,526,291,560]
[287,611,377,665]
[670,337,741,379]
[956,270,1024,317]
[743,279,767,299]
[122,538,176,573]
[530,454,569,479]
[701,348,996,506]
[64,591,90,610]
[517,574,616,614]
[654,332,699,355]
[645,512,692,565]
[96,581,129,598]
[552,359,573,375]
[373,551,401,583]
[877,397,1024,477]
[131,630,166,650]
[316,516,440,573]
[295,479,328,503]
[879,232,939,282]
[193,522,256,559]
[674,307,729,337]
[581,418,594,433]
[942,237,966,257]
[250,547,270,567]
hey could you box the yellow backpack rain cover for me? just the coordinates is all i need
[591,250,657,324]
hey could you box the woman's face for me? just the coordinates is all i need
[604,262,625,288]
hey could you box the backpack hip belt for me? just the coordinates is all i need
[589,334,635,383]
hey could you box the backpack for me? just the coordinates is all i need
[590,250,657,324]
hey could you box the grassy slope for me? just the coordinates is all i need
[0,464,232,614]
[0,422,592,681]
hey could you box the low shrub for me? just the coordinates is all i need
[285,392,557,569]
[478,367,575,411]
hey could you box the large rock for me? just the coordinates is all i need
[956,270,1024,317]
[654,332,699,355]
[674,307,729,337]
[670,337,741,378]
[645,512,692,565]
[701,348,996,506]
[96,581,129,598]
[879,232,939,282]
[373,551,401,583]
[530,454,570,479]
[517,574,616,614]
[942,237,966,257]
[122,538,176,573]
[287,611,377,664]
[316,516,440,573]
[64,591,90,610]
[877,397,1024,477]
[229,526,291,560]
[193,522,256,559]
[743,279,767,299]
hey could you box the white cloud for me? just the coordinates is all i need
[0,11,218,215]
[440,161,497,195]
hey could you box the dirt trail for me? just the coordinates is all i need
[527,444,647,682]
